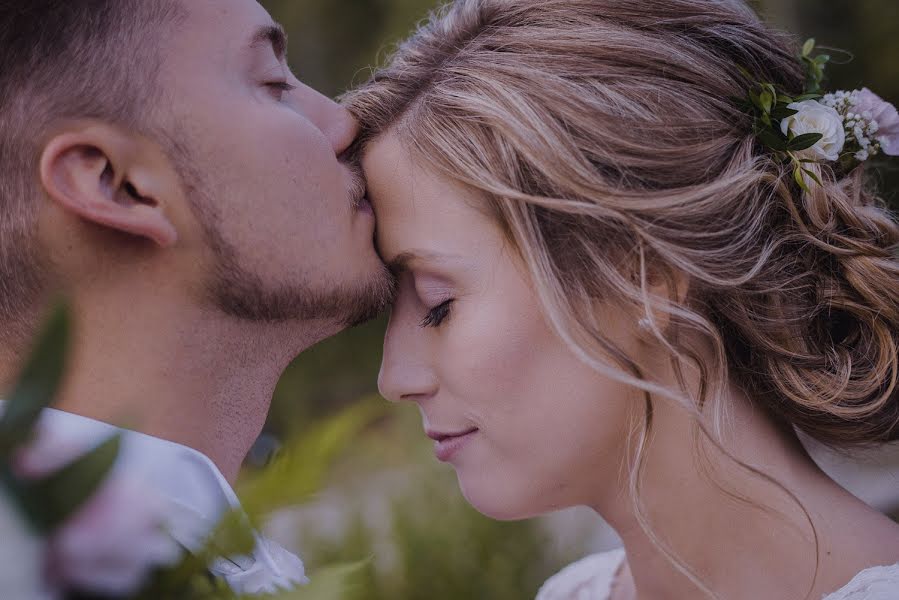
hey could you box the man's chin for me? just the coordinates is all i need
[209,263,395,327]
[340,264,396,328]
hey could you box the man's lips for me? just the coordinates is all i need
[354,194,374,215]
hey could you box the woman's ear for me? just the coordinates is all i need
[39,123,179,248]
[637,263,691,337]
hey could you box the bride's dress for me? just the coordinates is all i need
[536,549,899,599]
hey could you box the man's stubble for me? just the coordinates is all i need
[174,144,395,328]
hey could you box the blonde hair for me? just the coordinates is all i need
[345,0,899,594]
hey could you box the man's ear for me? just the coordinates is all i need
[39,123,179,248]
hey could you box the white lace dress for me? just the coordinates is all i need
[536,549,899,600]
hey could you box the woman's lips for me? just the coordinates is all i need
[426,427,479,462]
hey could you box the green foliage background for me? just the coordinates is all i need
[254,1,899,598]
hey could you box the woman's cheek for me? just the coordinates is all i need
[443,294,549,417]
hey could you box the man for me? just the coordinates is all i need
[0,0,393,593]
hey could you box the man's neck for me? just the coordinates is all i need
[29,286,334,483]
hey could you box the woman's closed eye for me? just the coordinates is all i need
[421,299,454,328]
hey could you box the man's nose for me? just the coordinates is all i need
[301,84,359,156]
[328,104,359,157]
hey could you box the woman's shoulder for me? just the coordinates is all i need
[535,548,626,600]
[822,562,899,600]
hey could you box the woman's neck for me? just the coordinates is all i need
[593,384,899,600]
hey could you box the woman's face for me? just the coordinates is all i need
[365,132,641,519]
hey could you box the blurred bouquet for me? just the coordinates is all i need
[0,306,372,600]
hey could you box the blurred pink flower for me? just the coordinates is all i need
[0,490,58,600]
[45,475,183,596]
[856,88,899,155]
[16,432,183,597]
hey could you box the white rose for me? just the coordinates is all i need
[780,100,846,161]
[0,489,58,600]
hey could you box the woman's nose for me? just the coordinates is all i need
[378,316,438,403]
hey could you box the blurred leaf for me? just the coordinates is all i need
[239,398,388,522]
[132,546,239,600]
[0,303,71,457]
[803,38,816,57]
[15,434,120,534]
[265,560,371,600]
[199,509,258,562]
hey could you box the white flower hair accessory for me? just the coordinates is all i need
[736,39,899,191]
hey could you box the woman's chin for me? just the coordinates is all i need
[456,474,545,521]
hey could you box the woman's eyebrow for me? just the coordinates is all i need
[387,250,461,273]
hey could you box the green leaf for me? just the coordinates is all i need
[749,89,764,112]
[757,129,788,151]
[14,435,121,533]
[815,54,831,65]
[802,168,824,187]
[802,38,816,57]
[794,93,823,102]
[238,398,388,522]
[731,97,754,113]
[777,94,794,104]
[788,132,824,152]
[771,106,799,121]
[269,560,371,600]
[736,64,754,81]
[0,303,71,457]
[794,165,811,192]
[759,90,774,114]
[198,509,257,561]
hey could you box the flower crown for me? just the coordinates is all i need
[737,39,899,191]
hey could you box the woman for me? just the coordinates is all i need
[345,0,899,597]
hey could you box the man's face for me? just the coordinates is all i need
[158,0,392,325]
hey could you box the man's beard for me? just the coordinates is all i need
[207,236,394,327]
[202,217,395,327]
[169,136,394,327]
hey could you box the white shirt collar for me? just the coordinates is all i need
[0,403,307,594]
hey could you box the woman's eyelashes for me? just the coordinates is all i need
[420,299,454,328]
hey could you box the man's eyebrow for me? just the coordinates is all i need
[249,23,288,61]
